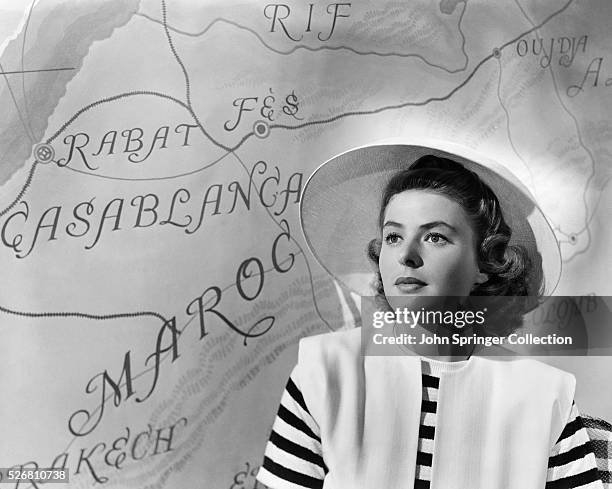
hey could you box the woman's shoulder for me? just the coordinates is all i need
[297,327,362,365]
[482,356,574,377]
[299,326,361,351]
[478,357,576,398]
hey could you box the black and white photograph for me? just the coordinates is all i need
[0,0,610,488]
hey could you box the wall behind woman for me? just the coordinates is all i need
[0,0,609,487]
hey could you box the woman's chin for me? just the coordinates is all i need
[387,294,440,312]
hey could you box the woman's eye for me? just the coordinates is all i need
[384,232,402,245]
[424,232,449,245]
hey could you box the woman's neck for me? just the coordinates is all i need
[410,321,476,361]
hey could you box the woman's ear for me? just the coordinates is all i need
[474,271,489,287]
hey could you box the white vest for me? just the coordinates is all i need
[297,328,575,489]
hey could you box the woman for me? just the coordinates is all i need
[256,144,603,489]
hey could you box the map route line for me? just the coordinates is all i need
[0,67,75,76]
[20,0,38,134]
[136,12,469,74]
[494,56,538,196]
[0,303,168,325]
[0,61,35,143]
[262,0,575,135]
[556,176,612,244]
[555,225,571,240]
[231,149,334,333]
[161,0,191,107]
[514,0,594,262]
[157,0,235,180]
[45,90,230,151]
[266,54,492,133]
[63,252,301,452]
[59,150,232,182]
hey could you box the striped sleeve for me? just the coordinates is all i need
[546,403,604,489]
[257,368,327,489]
[414,369,440,489]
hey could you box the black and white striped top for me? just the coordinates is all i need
[257,359,603,489]
[415,360,439,488]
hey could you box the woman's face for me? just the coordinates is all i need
[379,189,488,311]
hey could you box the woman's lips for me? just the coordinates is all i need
[394,282,426,293]
[394,277,427,293]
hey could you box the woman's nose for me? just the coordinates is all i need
[399,240,423,268]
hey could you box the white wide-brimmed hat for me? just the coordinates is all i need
[300,142,561,297]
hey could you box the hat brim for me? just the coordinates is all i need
[300,143,561,297]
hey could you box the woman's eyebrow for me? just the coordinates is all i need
[382,220,403,228]
[383,220,457,232]
[420,220,457,233]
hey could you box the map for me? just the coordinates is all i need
[0,0,610,487]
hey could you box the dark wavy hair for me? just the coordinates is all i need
[366,154,544,335]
